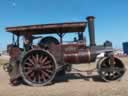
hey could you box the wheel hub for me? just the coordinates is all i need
[34,64,41,70]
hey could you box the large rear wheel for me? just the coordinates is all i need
[20,49,57,86]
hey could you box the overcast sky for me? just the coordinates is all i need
[0,0,128,50]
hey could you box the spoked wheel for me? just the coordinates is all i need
[20,49,57,86]
[97,57,126,82]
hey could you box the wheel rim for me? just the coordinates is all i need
[20,50,56,86]
[98,57,125,81]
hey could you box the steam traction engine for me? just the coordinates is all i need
[5,16,126,86]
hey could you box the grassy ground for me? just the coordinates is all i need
[0,56,128,96]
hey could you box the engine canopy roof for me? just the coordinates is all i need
[6,22,87,36]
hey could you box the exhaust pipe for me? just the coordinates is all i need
[86,16,96,47]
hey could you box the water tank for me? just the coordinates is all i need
[123,42,128,54]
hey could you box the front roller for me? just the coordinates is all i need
[97,57,126,82]
[20,49,57,86]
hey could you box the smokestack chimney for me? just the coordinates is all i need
[86,16,96,47]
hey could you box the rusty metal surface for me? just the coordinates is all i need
[8,46,21,60]
[6,22,87,35]
[49,42,91,64]
[62,43,91,64]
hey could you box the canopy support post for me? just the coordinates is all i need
[57,33,65,44]
[17,35,20,47]
[57,33,66,65]
[12,33,15,45]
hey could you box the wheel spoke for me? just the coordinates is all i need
[30,72,35,78]
[27,72,35,81]
[25,69,33,75]
[32,54,39,64]
[37,72,41,83]
[32,76,37,82]
[41,65,52,69]
[40,71,47,82]
[43,60,51,65]
[115,67,125,72]
[41,57,48,64]
[36,54,39,64]
[39,55,44,64]
[27,57,34,65]
[24,62,33,67]
[115,71,122,76]
[41,70,50,79]
[32,55,37,64]
[45,69,53,73]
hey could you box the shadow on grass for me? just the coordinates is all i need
[9,73,105,87]
[53,73,105,84]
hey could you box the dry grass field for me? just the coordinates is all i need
[0,56,128,96]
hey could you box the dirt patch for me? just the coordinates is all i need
[0,57,128,96]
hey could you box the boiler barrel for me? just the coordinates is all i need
[64,49,96,64]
